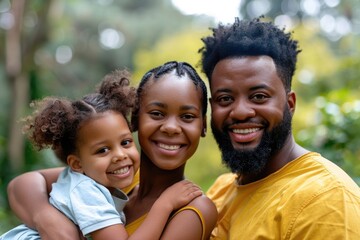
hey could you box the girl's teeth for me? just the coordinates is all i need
[112,166,129,174]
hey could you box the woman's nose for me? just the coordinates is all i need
[159,117,181,136]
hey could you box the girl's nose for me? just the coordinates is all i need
[111,148,127,163]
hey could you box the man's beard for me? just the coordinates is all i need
[211,105,292,175]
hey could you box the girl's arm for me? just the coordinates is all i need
[7,167,83,240]
[90,180,202,240]
[160,195,218,240]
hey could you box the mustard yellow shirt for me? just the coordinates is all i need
[207,152,360,240]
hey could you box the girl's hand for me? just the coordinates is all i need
[159,180,203,210]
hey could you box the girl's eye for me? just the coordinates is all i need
[96,147,109,154]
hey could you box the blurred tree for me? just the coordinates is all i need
[5,0,52,174]
[296,49,360,184]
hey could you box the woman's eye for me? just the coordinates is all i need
[149,111,164,118]
[182,114,195,121]
[121,139,133,147]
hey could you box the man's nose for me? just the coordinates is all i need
[229,99,256,121]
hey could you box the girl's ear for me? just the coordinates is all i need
[201,116,207,137]
[67,155,83,173]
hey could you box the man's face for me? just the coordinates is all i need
[209,56,294,175]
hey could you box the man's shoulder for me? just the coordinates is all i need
[297,152,360,192]
[279,152,360,204]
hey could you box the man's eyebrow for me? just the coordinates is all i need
[249,84,271,91]
[213,88,232,94]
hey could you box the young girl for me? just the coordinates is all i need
[1,70,202,240]
[7,61,218,240]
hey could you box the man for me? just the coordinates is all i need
[199,17,360,239]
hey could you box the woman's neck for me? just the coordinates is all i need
[123,152,187,223]
[137,153,186,199]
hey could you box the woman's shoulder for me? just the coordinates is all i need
[165,194,217,240]
[184,195,218,238]
[188,194,217,214]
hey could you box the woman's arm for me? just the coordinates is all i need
[7,167,83,240]
[160,195,218,240]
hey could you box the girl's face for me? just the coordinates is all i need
[138,73,206,170]
[68,111,140,190]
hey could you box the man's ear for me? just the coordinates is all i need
[287,91,296,115]
[201,115,207,137]
[67,155,83,173]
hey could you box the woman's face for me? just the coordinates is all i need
[138,73,205,170]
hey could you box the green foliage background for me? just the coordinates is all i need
[1,0,360,234]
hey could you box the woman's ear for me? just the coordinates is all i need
[201,116,207,137]
[67,155,83,173]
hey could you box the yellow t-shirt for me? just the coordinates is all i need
[207,152,360,240]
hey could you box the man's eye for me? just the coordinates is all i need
[217,96,233,105]
[252,94,268,102]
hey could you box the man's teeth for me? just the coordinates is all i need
[232,128,260,134]
[159,143,181,150]
[112,166,129,174]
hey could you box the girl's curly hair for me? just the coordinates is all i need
[23,69,136,164]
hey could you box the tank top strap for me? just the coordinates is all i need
[170,206,206,240]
